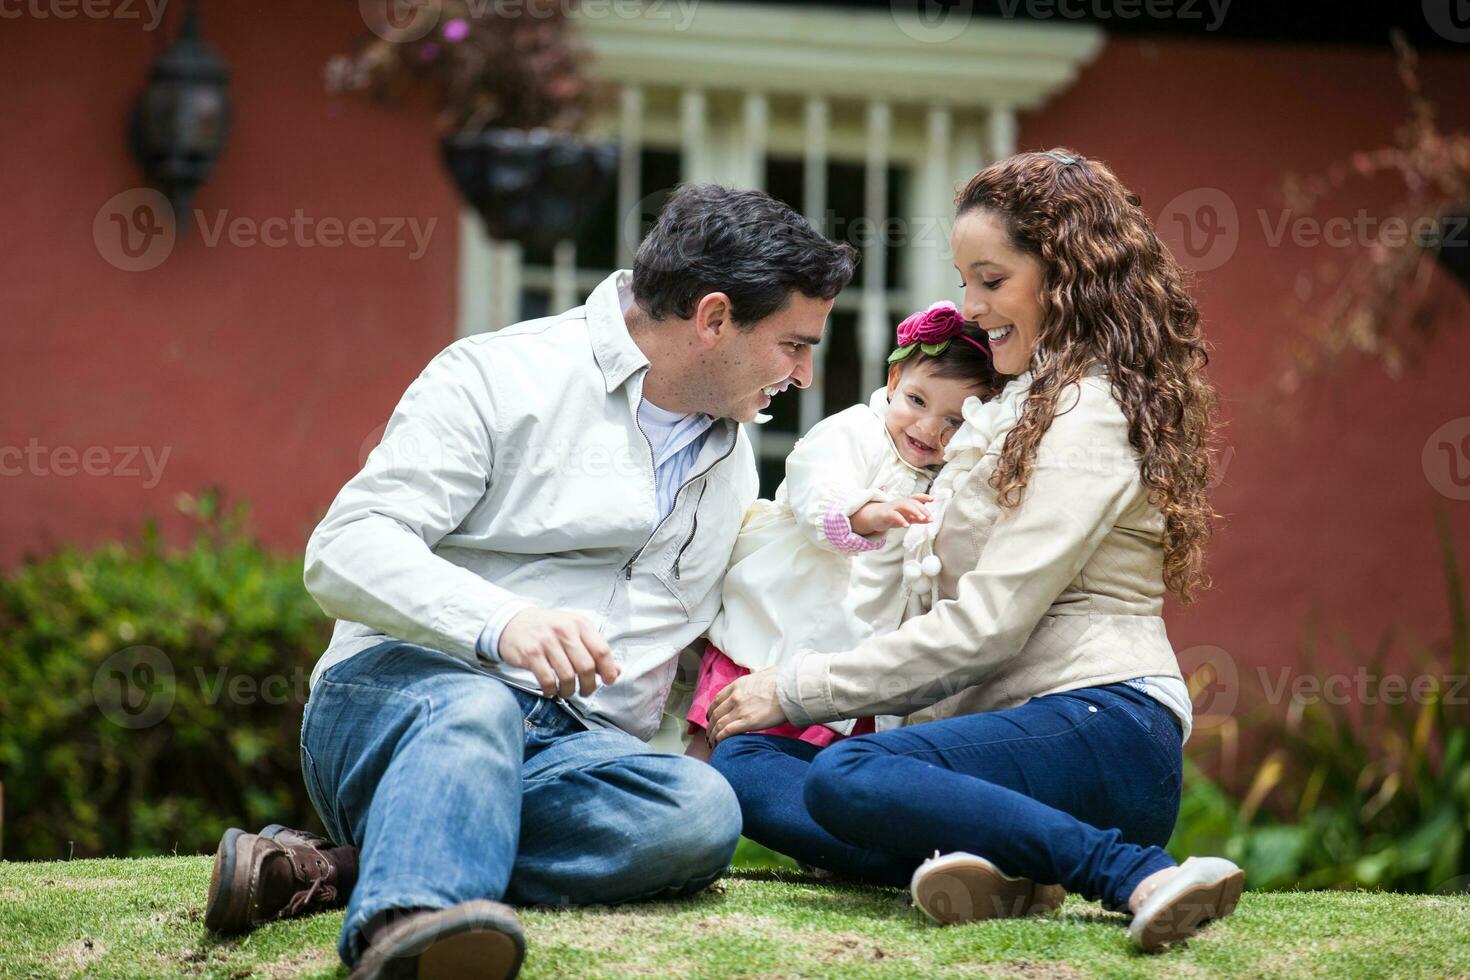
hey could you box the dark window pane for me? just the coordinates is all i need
[826,161,866,286]
[757,453,786,500]
[604,149,688,270]
[519,290,551,322]
[822,161,909,290]
[764,383,801,432]
[764,156,804,213]
[887,165,908,290]
[642,149,682,203]
[823,310,863,418]
[762,156,908,290]
[523,149,683,269]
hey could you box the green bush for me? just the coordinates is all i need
[1168,509,1470,893]
[0,493,332,860]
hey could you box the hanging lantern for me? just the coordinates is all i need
[128,0,231,231]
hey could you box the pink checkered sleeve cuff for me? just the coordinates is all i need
[823,502,885,553]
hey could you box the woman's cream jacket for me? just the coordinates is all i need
[776,367,1185,727]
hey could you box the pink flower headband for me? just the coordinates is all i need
[888,301,990,365]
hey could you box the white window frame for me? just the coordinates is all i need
[456,2,1103,474]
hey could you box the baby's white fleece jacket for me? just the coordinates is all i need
[707,387,936,686]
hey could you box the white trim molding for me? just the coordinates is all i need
[575,2,1103,111]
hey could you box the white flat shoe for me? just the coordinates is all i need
[1128,856,1245,952]
[910,851,1066,924]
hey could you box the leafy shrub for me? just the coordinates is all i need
[1169,510,1470,893]
[0,493,331,860]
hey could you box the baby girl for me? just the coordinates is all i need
[685,301,1002,758]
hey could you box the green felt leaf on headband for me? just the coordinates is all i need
[919,341,951,356]
[887,343,917,364]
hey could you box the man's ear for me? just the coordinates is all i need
[693,292,734,349]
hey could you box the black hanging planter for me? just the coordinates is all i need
[1436,208,1470,293]
[441,129,617,252]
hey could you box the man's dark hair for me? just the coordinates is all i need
[632,184,859,327]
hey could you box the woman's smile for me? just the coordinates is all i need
[951,210,1046,376]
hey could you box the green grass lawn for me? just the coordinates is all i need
[3,850,1470,979]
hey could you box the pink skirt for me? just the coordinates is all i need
[686,643,874,748]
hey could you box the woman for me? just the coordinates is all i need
[706,149,1243,953]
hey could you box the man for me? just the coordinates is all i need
[204,184,857,979]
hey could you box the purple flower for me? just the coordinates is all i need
[443,18,469,43]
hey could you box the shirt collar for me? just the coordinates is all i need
[639,398,693,426]
[587,270,770,431]
[586,269,651,394]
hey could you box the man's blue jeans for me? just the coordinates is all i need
[710,682,1182,911]
[300,642,742,966]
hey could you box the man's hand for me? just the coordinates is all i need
[849,494,933,537]
[498,608,620,699]
[707,668,787,745]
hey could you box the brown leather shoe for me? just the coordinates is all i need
[204,827,358,934]
[350,901,526,980]
[260,822,337,850]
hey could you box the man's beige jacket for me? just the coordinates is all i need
[304,271,758,741]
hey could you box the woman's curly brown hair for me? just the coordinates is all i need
[955,150,1219,602]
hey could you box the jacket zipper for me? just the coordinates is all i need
[623,429,736,580]
[672,481,708,580]
[624,398,659,580]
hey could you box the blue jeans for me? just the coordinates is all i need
[300,642,742,966]
[710,682,1182,911]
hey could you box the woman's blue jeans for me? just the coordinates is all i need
[709,682,1182,911]
[300,641,742,966]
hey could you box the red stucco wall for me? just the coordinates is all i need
[3,15,1468,691]
[1019,37,1470,691]
[0,5,458,561]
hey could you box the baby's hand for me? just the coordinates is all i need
[850,494,933,537]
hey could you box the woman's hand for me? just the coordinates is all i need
[707,668,788,745]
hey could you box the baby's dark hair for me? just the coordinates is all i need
[895,327,1005,400]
